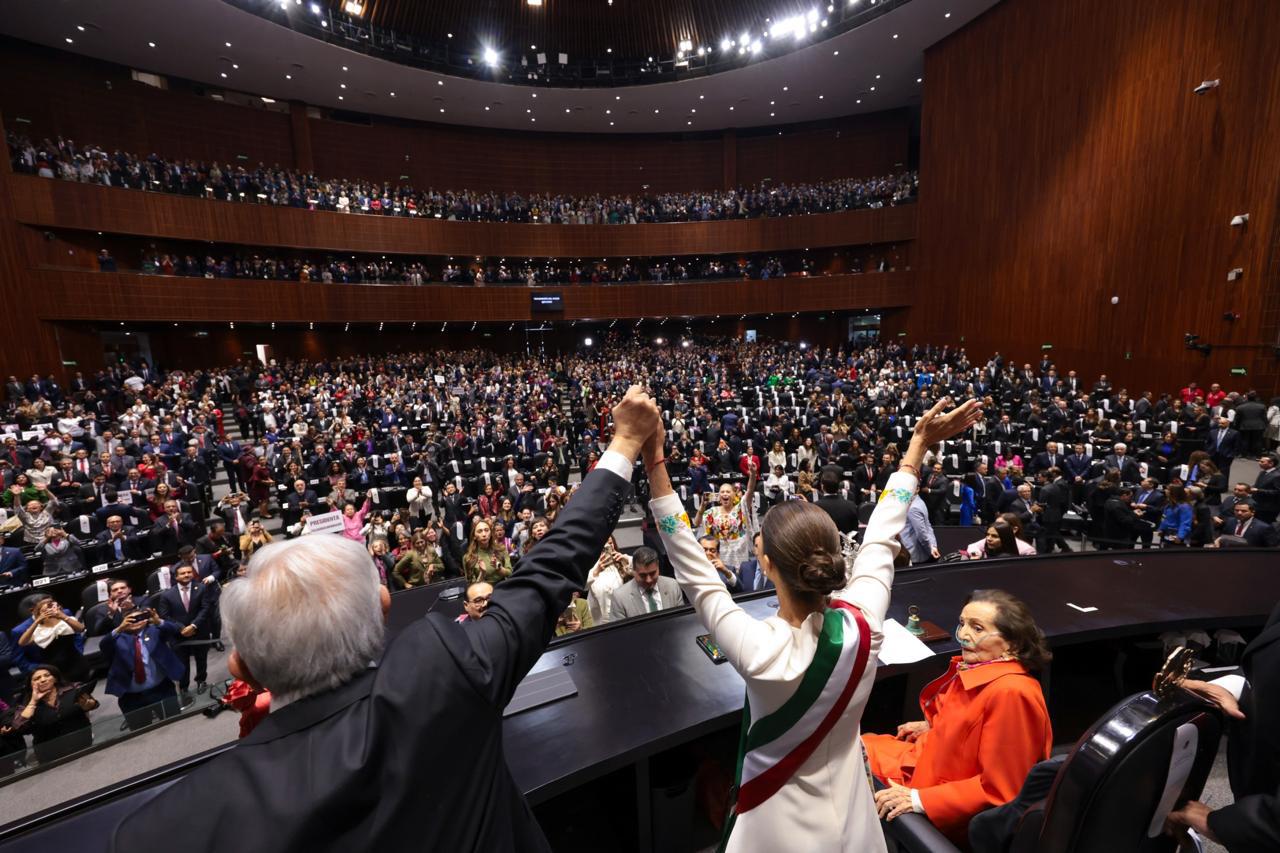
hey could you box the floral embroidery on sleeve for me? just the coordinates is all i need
[658,511,692,535]
[878,487,914,505]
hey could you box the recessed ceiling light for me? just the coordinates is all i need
[944,11,951,17]
[526,108,532,113]
[606,48,612,53]
[532,93,537,98]
[856,99,861,104]
[615,95,621,100]
[654,109,659,113]
[390,91,396,96]
[687,121,692,125]
[232,63,239,69]
[440,108,445,113]
[819,94,824,99]
[338,94,343,99]
[699,94,705,99]
[437,80,444,86]
[605,109,611,114]
[609,121,614,126]
[833,50,839,56]
[870,86,876,91]
[770,112,775,117]
[782,86,789,91]
[286,74,292,79]
[76,25,85,31]
[225,41,232,47]
[530,117,535,121]
[770,100,775,105]
[916,77,922,83]
[892,33,899,38]
[565,108,570,113]
[447,32,453,38]
[531,44,536,49]
[220,72,227,78]
[65,37,73,43]
[729,106,734,111]
[691,108,696,113]
[148,41,156,48]
[340,83,346,88]
[342,65,348,71]
[484,105,490,110]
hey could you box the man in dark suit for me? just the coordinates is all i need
[736,532,774,593]
[1029,441,1064,477]
[1216,482,1256,531]
[919,462,949,526]
[100,606,185,731]
[1206,416,1242,473]
[0,546,28,589]
[1101,487,1147,549]
[1169,600,1280,851]
[197,519,241,577]
[148,499,200,554]
[1102,443,1141,484]
[1251,455,1280,523]
[1035,468,1071,554]
[816,465,860,535]
[95,515,149,563]
[110,386,656,853]
[1233,392,1269,458]
[1218,502,1277,548]
[282,478,320,526]
[155,562,216,698]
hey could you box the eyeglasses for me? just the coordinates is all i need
[468,596,491,605]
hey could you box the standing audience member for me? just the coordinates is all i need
[9,665,95,764]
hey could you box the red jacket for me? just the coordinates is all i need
[864,657,1052,845]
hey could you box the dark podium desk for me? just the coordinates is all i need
[2,548,1276,850]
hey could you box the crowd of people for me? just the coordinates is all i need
[9,132,918,225]
[109,247,803,286]
[2,337,1279,781]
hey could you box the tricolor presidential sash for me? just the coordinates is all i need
[719,599,872,848]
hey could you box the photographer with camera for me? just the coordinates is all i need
[100,604,185,730]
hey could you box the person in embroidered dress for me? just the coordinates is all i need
[693,461,759,570]
[647,397,982,852]
[863,589,1053,845]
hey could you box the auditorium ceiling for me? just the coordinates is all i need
[3,0,998,133]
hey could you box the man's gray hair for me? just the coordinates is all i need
[221,535,384,705]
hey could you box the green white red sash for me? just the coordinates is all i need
[720,600,872,847]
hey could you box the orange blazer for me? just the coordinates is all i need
[863,657,1052,845]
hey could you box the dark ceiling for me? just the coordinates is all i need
[346,0,780,59]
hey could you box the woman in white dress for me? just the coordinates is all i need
[694,463,758,570]
[645,397,982,852]
[584,535,633,623]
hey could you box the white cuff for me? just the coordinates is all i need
[1209,673,1247,701]
[910,788,925,814]
[594,450,636,484]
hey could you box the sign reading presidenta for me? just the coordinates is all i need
[306,510,345,536]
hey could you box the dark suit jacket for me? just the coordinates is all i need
[1208,601,1280,852]
[1221,518,1277,548]
[111,459,632,853]
[816,494,860,536]
[0,547,28,587]
[99,621,186,697]
[736,558,774,592]
[155,582,215,637]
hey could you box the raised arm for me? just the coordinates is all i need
[834,398,983,626]
[453,386,658,708]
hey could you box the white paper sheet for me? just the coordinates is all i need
[1147,722,1199,837]
[878,618,937,665]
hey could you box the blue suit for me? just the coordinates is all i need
[736,558,774,592]
[0,547,29,588]
[959,485,977,526]
[99,620,186,697]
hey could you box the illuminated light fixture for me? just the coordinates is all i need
[229,322,235,329]
[378,322,384,331]
[739,31,750,45]
[321,20,327,26]
[148,41,156,48]
[440,108,445,113]
[338,95,343,99]
[390,91,396,96]
[483,47,500,65]
[751,40,762,53]
[310,1,320,12]
[341,65,348,71]
[729,106,734,110]
[65,37,73,43]
[654,108,660,113]
[343,0,364,15]
[687,121,692,125]
[607,48,612,53]
[870,85,876,91]
[615,94,621,100]
[271,322,276,330]
[528,0,543,5]
[833,49,839,55]
[446,32,453,38]
[484,105,490,110]
[532,92,537,97]
[225,41,232,47]
[856,98,861,104]
[770,100,775,105]
[770,112,775,117]
[339,83,346,88]
[699,94,705,99]
[609,121,614,126]
[875,73,881,79]
[917,77,922,83]
[220,72,227,78]
[818,94,824,99]
[530,117,536,122]
[691,108,696,113]
[697,46,706,56]
[76,24,85,31]
[605,108,611,114]
[285,74,292,79]
[344,323,350,331]
[584,337,594,347]
[232,63,239,69]
[892,33,899,38]
[261,96,276,103]
[678,39,693,52]
[309,322,314,330]
[721,37,733,50]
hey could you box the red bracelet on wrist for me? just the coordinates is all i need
[645,457,669,473]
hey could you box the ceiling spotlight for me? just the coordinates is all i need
[916,77,922,83]
[892,33,899,38]
[285,74,292,79]
[833,50,839,56]
[654,108,660,113]
[76,24,85,31]
[609,121,614,126]
[338,95,343,99]
[220,72,227,78]
[615,95,621,100]
[310,1,320,12]
[148,41,156,48]
[437,80,444,86]
[339,83,346,88]
[343,0,363,13]
[483,47,500,65]
[584,337,594,347]
[341,65,348,71]
[65,37,73,43]
[818,94,824,99]
[751,40,762,53]
[484,105,490,110]
[527,0,543,6]
[721,37,733,50]
[729,106,734,111]
[447,32,453,38]
[440,108,445,113]
[944,10,951,17]
[390,91,396,96]
[532,92,537,97]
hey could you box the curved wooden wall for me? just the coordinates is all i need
[11,176,916,259]
[30,269,913,324]
[910,0,1280,393]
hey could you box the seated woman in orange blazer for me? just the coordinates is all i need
[863,589,1053,847]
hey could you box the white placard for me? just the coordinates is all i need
[92,563,111,575]
[32,576,53,587]
[306,510,345,536]
[1146,722,1199,837]
[878,618,937,665]
[79,516,91,534]
[158,565,172,590]
[95,579,110,600]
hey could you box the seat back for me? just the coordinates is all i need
[1030,691,1222,853]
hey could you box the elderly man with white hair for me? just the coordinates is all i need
[112,386,662,853]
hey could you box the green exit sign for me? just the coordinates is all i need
[1041,343,1053,350]
[1230,367,1248,376]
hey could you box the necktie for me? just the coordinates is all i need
[1239,521,1250,537]
[645,588,657,613]
[754,568,766,591]
[181,585,190,610]
[114,538,124,560]
[133,634,146,683]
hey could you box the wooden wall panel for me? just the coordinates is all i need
[910,0,1280,393]
[10,176,917,258]
[735,110,913,186]
[30,270,914,325]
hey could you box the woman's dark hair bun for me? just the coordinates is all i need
[796,548,847,594]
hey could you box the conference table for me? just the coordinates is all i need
[1,547,1275,850]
